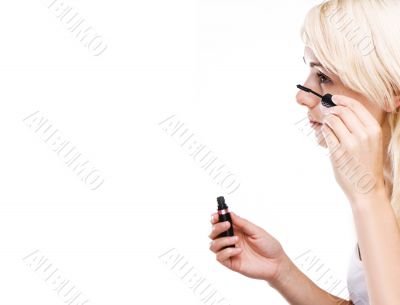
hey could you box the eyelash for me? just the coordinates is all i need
[317,72,331,84]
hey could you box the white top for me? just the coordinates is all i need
[347,243,370,305]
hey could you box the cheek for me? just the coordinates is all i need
[363,103,385,124]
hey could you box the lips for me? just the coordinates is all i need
[309,121,322,131]
[308,113,323,124]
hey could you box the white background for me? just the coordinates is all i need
[0,0,357,304]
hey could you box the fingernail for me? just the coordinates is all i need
[234,236,239,241]
[225,221,230,227]
[211,215,214,222]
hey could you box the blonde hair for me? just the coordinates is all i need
[300,0,400,222]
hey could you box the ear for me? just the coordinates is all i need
[395,99,400,111]
[385,98,400,112]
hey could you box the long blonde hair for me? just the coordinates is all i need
[300,0,400,222]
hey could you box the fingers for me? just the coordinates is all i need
[321,123,340,151]
[331,95,380,130]
[208,220,231,240]
[209,236,239,253]
[323,114,354,147]
[327,106,367,139]
[209,213,242,263]
[230,211,265,237]
[210,213,218,224]
[211,211,265,238]
[216,246,242,263]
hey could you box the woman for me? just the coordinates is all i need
[208,1,400,304]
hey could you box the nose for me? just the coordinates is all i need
[296,84,320,109]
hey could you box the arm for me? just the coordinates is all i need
[269,253,351,305]
[208,212,352,304]
[315,95,400,304]
[351,189,400,304]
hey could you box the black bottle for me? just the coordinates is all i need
[216,196,235,248]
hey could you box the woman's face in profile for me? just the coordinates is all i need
[296,47,387,148]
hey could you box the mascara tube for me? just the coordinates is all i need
[216,196,235,249]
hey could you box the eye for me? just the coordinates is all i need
[317,71,331,84]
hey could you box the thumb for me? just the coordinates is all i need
[230,211,264,237]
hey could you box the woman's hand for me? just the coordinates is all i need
[320,95,387,204]
[208,211,290,284]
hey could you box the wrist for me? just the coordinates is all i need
[351,185,390,213]
[267,253,295,291]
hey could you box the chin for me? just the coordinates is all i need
[315,131,328,148]
[318,140,328,149]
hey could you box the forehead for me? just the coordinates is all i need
[303,47,320,65]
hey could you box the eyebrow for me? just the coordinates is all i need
[303,56,322,68]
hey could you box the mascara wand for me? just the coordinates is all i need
[296,84,336,108]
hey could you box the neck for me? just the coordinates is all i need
[382,116,393,198]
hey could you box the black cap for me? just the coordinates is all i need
[217,196,228,210]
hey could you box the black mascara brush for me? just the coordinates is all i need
[296,84,336,108]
